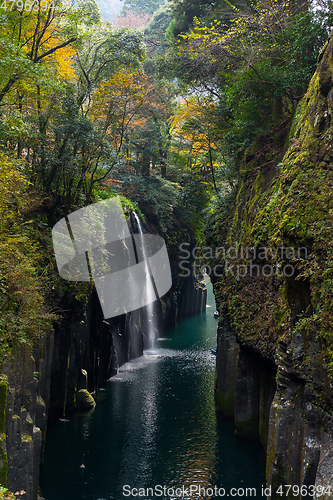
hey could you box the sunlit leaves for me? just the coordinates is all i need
[0,0,102,104]
[174,0,329,153]
[75,24,146,105]
[170,96,231,190]
[90,70,148,148]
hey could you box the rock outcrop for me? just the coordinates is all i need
[214,33,333,499]
[0,332,54,500]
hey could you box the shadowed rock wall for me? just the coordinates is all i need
[214,33,333,498]
[215,317,276,449]
[0,331,54,500]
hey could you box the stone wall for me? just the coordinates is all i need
[215,316,333,499]
[215,316,276,450]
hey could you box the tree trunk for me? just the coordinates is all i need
[142,147,150,177]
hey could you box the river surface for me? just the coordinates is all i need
[40,283,266,499]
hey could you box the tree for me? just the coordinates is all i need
[172,1,329,150]
[0,12,146,205]
[91,70,174,178]
[144,4,172,59]
[75,24,145,108]
[0,0,100,104]
[120,0,164,17]
[0,152,54,348]
[35,24,146,203]
[168,0,220,37]
[170,95,234,191]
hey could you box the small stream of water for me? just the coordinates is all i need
[40,283,266,499]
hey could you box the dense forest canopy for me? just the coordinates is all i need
[0,0,330,180]
[0,0,330,205]
[0,0,332,400]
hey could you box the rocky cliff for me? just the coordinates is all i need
[0,214,206,500]
[214,33,333,499]
[0,333,54,500]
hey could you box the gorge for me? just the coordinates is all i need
[1,1,333,499]
[0,210,207,498]
[39,282,266,500]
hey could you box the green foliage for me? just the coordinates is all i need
[0,20,146,206]
[169,0,227,36]
[221,7,328,148]
[65,0,101,31]
[204,188,236,248]
[0,0,103,107]
[103,168,209,240]
[207,43,333,382]
[168,95,238,193]
[75,24,146,101]
[144,5,172,60]
[0,153,55,358]
[165,1,329,155]
[177,174,211,239]
[93,185,144,220]
[0,486,16,500]
[112,170,181,232]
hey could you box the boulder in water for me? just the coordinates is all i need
[77,389,96,411]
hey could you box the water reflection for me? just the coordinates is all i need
[40,283,266,500]
[117,351,160,486]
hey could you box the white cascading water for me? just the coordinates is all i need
[133,213,157,349]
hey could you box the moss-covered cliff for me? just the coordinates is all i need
[214,33,333,498]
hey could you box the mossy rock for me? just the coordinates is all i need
[216,388,234,418]
[76,390,96,411]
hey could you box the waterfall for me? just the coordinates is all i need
[132,213,157,349]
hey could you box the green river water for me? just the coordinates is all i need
[39,282,266,499]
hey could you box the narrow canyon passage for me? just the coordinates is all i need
[39,283,265,500]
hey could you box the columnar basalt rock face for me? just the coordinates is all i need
[234,349,261,441]
[161,243,207,326]
[1,330,54,500]
[214,33,333,496]
[266,343,329,499]
[48,272,207,419]
[215,320,240,418]
[0,216,207,499]
[177,272,207,319]
[215,318,276,450]
[215,318,333,498]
